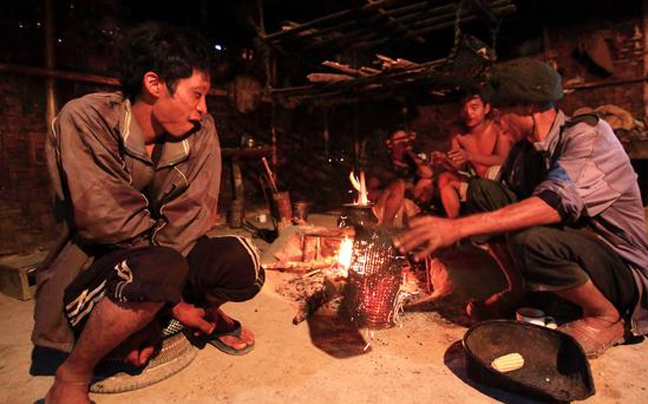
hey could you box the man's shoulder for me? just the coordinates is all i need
[564,113,600,130]
[58,92,124,124]
[561,113,615,144]
[195,113,218,141]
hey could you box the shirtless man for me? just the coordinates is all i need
[434,90,512,218]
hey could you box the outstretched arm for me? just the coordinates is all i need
[394,196,561,261]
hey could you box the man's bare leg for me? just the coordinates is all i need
[555,280,621,327]
[45,299,163,404]
[467,241,526,321]
[487,241,526,296]
[381,180,406,228]
[437,172,461,219]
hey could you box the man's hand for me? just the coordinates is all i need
[448,148,469,166]
[393,215,462,261]
[431,151,459,171]
[172,301,216,336]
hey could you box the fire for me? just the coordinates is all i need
[349,170,369,205]
[337,237,354,275]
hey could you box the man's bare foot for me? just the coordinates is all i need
[45,363,92,404]
[111,320,162,367]
[466,290,525,324]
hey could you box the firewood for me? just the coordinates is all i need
[322,61,360,76]
[263,256,338,274]
[292,276,346,325]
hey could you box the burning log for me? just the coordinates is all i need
[292,276,346,325]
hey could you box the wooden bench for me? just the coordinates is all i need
[0,250,47,300]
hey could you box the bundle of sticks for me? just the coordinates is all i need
[261,157,292,230]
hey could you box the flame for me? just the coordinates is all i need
[349,170,369,205]
[337,237,354,276]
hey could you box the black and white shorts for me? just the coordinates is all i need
[63,236,264,335]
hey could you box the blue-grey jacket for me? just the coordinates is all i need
[516,110,648,336]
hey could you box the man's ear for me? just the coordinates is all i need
[484,103,492,115]
[142,72,163,98]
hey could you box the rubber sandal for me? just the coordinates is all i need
[558,318,625,359]
[206,320,255,356]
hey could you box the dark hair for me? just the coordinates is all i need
[457,84,488,105]
[119,22,211,102]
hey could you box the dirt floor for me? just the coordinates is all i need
[2,211,648,403]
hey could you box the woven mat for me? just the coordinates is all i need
[90,321,197,394]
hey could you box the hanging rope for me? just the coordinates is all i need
[490,18,502,60]
[448,0,468,61]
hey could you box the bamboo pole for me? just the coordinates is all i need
[267,0,514,49]
[262,0,406,41]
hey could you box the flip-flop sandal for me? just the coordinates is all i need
[207,320,255,356]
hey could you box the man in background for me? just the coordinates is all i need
[434,89,512,218]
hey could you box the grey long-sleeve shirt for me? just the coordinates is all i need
[33,92,222,351]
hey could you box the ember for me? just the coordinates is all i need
[337,237,354,276]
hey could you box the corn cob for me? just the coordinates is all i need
[491,352,525,372]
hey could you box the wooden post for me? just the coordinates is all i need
[44,0,58,129]
[323,109,330,156]
[643,0,648,119]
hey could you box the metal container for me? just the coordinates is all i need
[292,201,310,223]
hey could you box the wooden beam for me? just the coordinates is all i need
[564,77,647,90]
[0,62,228,97]
[261,0,406,41]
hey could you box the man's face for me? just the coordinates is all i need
[152,69,211,138]
[497,105,534,142]
[461,95,490,128]
[388,131,413,159]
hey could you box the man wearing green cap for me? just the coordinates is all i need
[395,58,648,358]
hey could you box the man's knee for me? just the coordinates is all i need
[437,171,458,189]
[109,246,188,303]
[218,238,260,287]
[388,179,406,196]
[508,227,552,265]
[466,178,516,213]
[187,237,264,303]
[507,227,588,288]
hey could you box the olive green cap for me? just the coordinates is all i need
[485,58,563,107]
